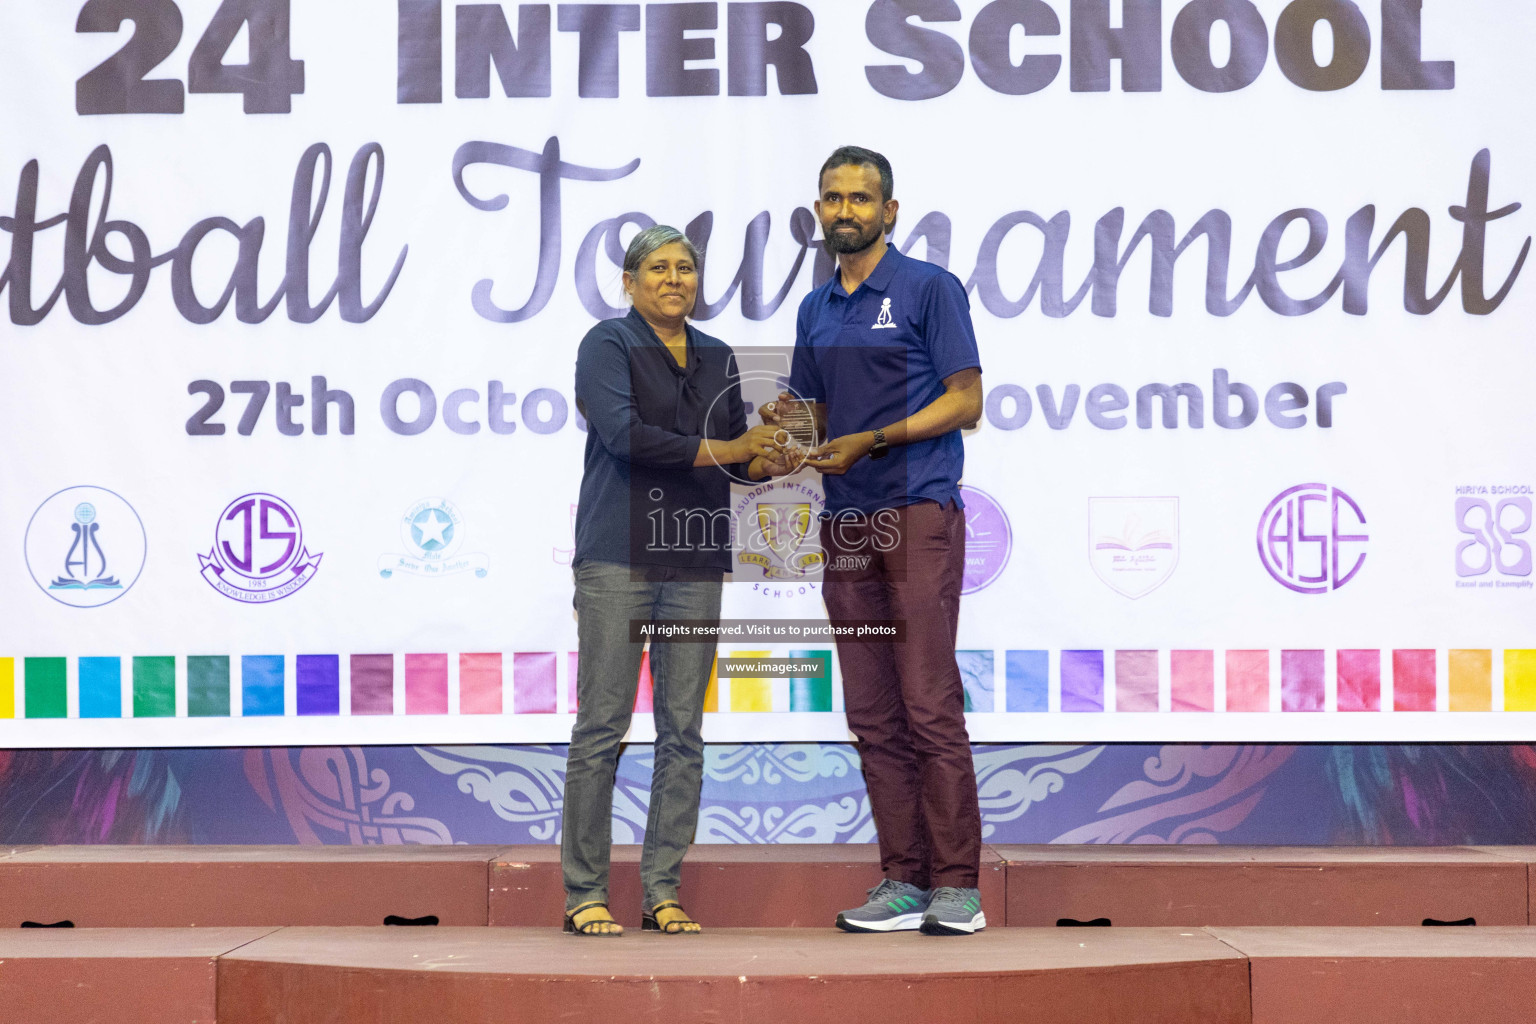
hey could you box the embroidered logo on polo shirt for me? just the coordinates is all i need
[871,297,897,329]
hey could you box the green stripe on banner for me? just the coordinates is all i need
[24,658,66,718]
[133,656,175,718]
[788,649,832,711]
[188,656,230,717]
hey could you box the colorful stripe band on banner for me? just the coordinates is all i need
[297,655,340,716]
[1394,650,1436,712]
[7,649,1536,727]
[1171,650,1214,713]
[460,653,503,715]
[25,658,66,719]
[351,654,393,716]
[188,656,230,718]
[134,657,175,718]
[0,658,13,720]
[788,649,831,712]
[242,656,285,717]
[1449,649,1492,712]
[513,652,557,714]
[1115,650,1158,712]
[1005,650,1048,713]
[405,653,448,715]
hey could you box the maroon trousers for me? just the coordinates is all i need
[822,499,982,889]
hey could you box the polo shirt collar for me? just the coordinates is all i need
[833,243,902,298]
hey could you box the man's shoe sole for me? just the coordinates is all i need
[919,911,986,935]
[835,911,923,933]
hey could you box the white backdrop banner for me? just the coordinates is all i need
[2,0,1533,746]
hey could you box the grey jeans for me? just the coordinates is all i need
[562,559,721,912]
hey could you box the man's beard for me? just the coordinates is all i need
[823,219,884,255]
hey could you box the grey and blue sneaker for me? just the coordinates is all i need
[835,879,932,933]
[920,886,985,935]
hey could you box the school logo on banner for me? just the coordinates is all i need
[379,497,489,579]
[1453,485,1533,589]
[733,480,825,583]
[200,493,322,603]
[24,486,146,608]
[1256,484,1367,594]
[960,484,1012,595]
[1089,497,1179,599]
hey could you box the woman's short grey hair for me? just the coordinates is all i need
[623,224,702,278]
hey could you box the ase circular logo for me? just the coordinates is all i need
[1257,483,1368,594]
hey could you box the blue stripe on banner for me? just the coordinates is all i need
[242,655,285,716]
[1006,650,1049,712]
[78,656,121,718]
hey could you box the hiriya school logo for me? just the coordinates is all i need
[733,479,825,584]
[1454,486,1533,587]
[960,485,1012,595]
[1089,497,1179,599]
[379,497,489,579]
[1257,484,1367,594]
[200,493,322,603]
[24,486,146,608]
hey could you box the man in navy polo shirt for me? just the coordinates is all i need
[765,146,986,935]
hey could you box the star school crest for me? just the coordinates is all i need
[871,297,898,329]
[379,497,489,579]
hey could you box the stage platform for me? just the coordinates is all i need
[996,844,1531,926]
[2,843,1529,929]
[3,846,1533,1021]
[9,925,1536,1023]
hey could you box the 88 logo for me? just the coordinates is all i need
[1455,497,1533,578]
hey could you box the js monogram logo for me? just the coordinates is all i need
[200,493,323,603]
[1456,497,1533,578]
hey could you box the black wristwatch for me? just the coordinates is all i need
[867,428,889,461]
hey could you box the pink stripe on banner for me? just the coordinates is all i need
[1336,649,1381,712]
[1114,650,1158,711]
[1225,650,1270,711]
[635,652,654,712]
[350,654,394,715]
[459,653,502,714]
[405,653,448,715]
[1281,650,1324,712]
[513,652,557,714]
[568,652,579,712]
[1393,650,1436,712]
[1170,650,1214,712]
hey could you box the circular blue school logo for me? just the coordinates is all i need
[24,486,146,608]
[960,485,1011,595]
[380,497,489,579]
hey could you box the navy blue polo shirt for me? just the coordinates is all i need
[787,246,981,514]
[574,307,748,570]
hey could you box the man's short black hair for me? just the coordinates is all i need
[818,146,894,204]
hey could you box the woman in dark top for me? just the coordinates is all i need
[562,225,784,936]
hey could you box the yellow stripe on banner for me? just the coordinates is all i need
[1448,649,1492,711]
[702,652,720,713]
[0,658,13,719]
[730,651,772,712]
[1504,650,1536,712]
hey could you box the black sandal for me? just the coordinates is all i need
[564,901,622,936]
[642,900,701,934]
